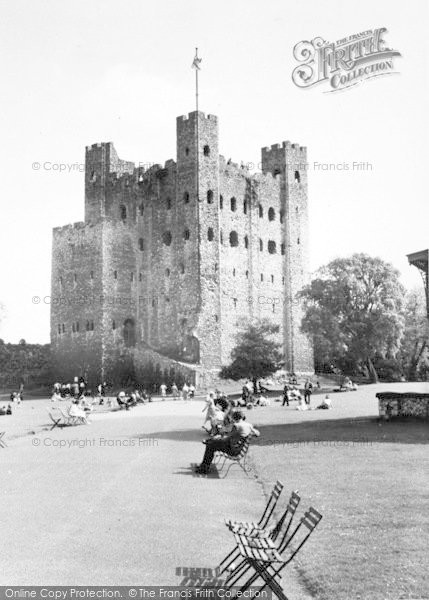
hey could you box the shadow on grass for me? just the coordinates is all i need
[133,416,429,445]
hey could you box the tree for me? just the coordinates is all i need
[220,320,282,389]
[398,288,429,380]
[299,254,405,382]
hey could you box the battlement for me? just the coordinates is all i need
[262,141,306,153]
[177,111,218,123]
[53,221,86,234]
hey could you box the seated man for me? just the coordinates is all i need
[195,411,260,475]
[116,391,132,410]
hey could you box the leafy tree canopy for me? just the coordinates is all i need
[299,253,405,381]
[220,320,282,381]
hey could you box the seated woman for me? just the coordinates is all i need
[195,411,260,475]
[69,402,89,424]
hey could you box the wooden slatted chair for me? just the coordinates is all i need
[225,480,284,536]
[221,490,301,585]
[219,481,284,575]
[46,408,66,430]
[226,506,323,599]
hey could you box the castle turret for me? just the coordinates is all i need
[261,142,313,373]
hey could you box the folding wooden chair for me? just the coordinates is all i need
[214,437,251,478]
[46,408,65,430]
[225,480,284,536]
[226,506,323,599]
[219,481,284,574]
[59,407,77,426]
[220,490,301,583]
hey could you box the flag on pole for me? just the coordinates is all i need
[192,48,202,70]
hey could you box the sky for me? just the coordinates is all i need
[0,0,428,343]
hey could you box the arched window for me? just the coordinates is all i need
[268,240,277,254]
[184,191,190,203]
[165,268,170,276]
[162,231,172,246]
[243,200,247,214]
[183,229,190,240]
[207,190,214,204]
[268,207,275,221]
[166,197,172,210]
[123,318,136,347]
[203,145,210,156]
[185,147,190,156]
[219,195,224,209]
[260,274,264,282]
[113,270,118,279]
[138,203,144,216]
[233,268,236,277]
[281,243,285,255]
[139,272,142,281]
[90,271,94,280]
[138,238,144,251]
[280,210,284,224]
[90,320,94,331]
[130,272,134,282]
[258,204,263,218]
[120,205,127,221]
[220,230,223,245]
[180,263,185,274]
[244,235,249,249]
[207,227,214,241]
[76,322,79,332]
[229,231,239,247]
[245,270,249,278]
[230,197,237,211]
[295,170,301,183]
[271,275,274,283]
[86,320,90,331]
[259,239,263,251]
[112,320,116,330]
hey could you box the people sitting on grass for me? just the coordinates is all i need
[195,410,260,475]
[316,395,332,410]
[0,404,12,416]
[335,377,358,392]
[116,391,132,410]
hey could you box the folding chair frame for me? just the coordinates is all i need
[226,507,323,598]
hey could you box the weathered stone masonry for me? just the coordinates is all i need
[51,110,313,386]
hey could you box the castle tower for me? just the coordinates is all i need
[261,142,313,373]
[176,112,222,371]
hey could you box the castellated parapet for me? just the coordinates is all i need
[51,110,313,387]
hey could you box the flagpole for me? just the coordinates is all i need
[195,47,200,203]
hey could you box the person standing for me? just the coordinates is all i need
[160,383,167,400]
[171,383,179,400]
[189,384,195,399]
[282,384,290,407]
[304,379,313,406]
[182,383,189,401]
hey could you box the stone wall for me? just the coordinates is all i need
[376,392,429,419]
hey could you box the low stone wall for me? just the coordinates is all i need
[376,392,429,420]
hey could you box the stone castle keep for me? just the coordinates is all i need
[51,110,313,387]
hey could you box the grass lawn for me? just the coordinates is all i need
[248,399,429,600]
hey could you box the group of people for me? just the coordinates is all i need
[159,382,196,400]
[52,378,89,400]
